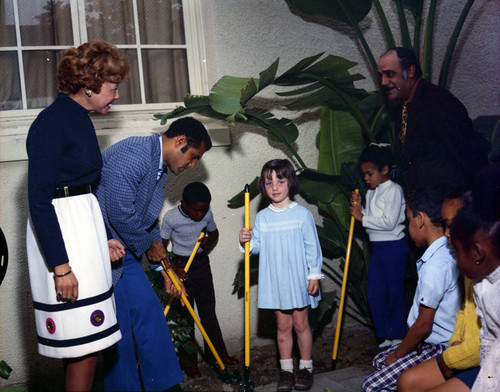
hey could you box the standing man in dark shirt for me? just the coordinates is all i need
[377,47,489,192]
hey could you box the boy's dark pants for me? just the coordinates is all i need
[173,251,229,368]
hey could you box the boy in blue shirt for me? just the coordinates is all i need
[161,182,237,378]
[362,187,461,391]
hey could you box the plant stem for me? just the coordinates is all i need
[299,73,375,142]
[372,0,395,48]
[335,0,378,80]
[394,0,412,48]
[422,0,437,81]
[439,0,476,88]
[248,116,307,169]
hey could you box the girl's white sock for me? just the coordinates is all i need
[299,359,313,373]
[280,358,294,373]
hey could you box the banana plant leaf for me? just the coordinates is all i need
[289,0,372,25]
[208,58,280,119]
[275,54,360,86]
[318,107,365,176]
[317,218,346,259]
[154,94,229,125]
[309,290,338,338]
[245,108,299,145]
[209,75,252,117]
[297,168,344,204]
[399,0,424,17]
[0,360,12,380]
[227,177,260,208]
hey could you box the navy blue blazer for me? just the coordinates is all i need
[97,134,167,259]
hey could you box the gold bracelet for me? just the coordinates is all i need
[54,267,72,278]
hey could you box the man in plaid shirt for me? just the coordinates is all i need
[97,117,212,391]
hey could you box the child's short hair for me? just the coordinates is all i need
[359,144,394,171]
[451,164,500,252]
[405,186,445,226]
[258,159,299,200]
[182,182,211,204]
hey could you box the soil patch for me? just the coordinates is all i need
[180,318,378,391]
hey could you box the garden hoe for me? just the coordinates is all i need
[239,184,254,392]
[163,228,207,317]
[160,259,241,385]
[331,189,359,370]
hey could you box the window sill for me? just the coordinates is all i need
[0,108,230,163]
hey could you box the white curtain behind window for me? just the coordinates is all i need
[0,0,189,110]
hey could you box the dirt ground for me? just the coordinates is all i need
[180,316,379,391]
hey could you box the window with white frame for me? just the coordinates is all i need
[0,0,208,112]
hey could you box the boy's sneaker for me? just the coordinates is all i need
[294,368,313,391]
[391,339,403,346]
[378,339,392,348]
[276,370,294,392]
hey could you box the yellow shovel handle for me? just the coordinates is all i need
[164,230,207,316]
[161,260,225,371]
[244,185,250,367]
[332,189,359,360]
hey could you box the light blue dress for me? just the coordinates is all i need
[250,202,323,310]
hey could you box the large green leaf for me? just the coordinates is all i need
[0,360,12,380]
[154,94,230,125]
[289,0,372,25]
[275,55,359,86]
[309,290,338,338]
[273,52,324,85]
[208,75,250,115]
[246,108,299,145]
[317,220,346,259]
[227,177,260,208]
[298,168,344,204]
[399,0,424,18]
[258,58,280,90]
[318,107,365,176]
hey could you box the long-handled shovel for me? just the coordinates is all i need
[239,184,254,391]
[163,228,207,317]
[332,189,359,368]
[160,259,240,385]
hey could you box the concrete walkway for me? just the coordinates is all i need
[253,366,369,392]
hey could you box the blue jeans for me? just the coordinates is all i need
[367,238,409,339]
[103,251,183,391]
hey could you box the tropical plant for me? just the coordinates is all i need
[155,0,492,332]
[0,360,12,380]
[147,269,197,356]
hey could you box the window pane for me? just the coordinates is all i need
[0,0,17,46]
[138,0,185,45]
[85,0,136,45]
[0,52,21,110]
[117,49,141,104]
[19,0,73,46]
[23,50,62,109]
[142,49,188,103]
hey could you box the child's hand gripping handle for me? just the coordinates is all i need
[160,259,226,371]
[164,229,207,316]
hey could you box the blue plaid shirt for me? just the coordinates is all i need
[97,134,167,260]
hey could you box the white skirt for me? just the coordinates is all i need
[26,193,121,359]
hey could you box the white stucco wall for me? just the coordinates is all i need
[1,0,499,388]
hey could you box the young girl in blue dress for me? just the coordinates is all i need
[239,159,323,392]
[349,144,409,348]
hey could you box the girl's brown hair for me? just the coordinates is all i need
[258,159,299,200]
[57,40,130,94]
